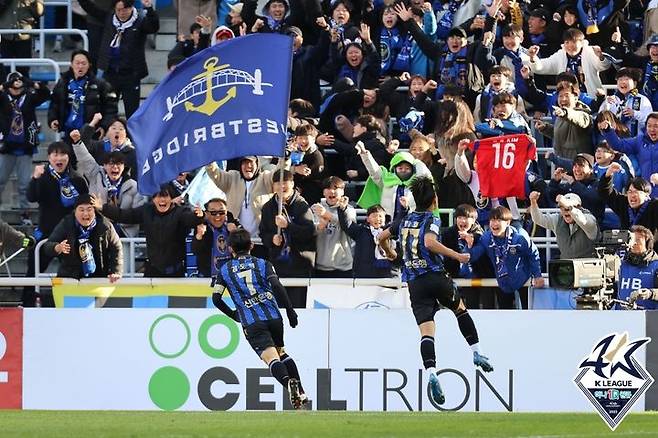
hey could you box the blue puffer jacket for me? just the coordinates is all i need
[468,226,542,294]
[601,127,658,197]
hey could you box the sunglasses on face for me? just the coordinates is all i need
[207,210,227,216]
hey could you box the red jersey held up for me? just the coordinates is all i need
[470,134,536,199]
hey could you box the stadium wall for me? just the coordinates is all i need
[0,308,654,412]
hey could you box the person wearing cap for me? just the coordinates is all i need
[192,197,241,277]
[0,72,51,214]
[82,0,159,119]
[599,113,658,197]
[527,28,610,97]
[534,81,593,160]
[48,49,118,137]
[206,156,289,258]
[523,8,560,57]
[548,152,605,222]
[393,3,495,109]
[599,67,653,137]
[529,190,599,259]
[44,193,122,283]
[69,128,144,237]
[95,184,205,280]
[642,35,658,111]
[259,169,315,307]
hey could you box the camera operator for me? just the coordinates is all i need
[619,225,658,310]
[528,191,599,259]
[599,164,658,250]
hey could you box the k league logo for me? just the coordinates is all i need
[574,332,654,430]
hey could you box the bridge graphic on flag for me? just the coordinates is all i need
[162,56,273,122]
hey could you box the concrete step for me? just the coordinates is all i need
[155,34,177,52]
[160,17,177,34]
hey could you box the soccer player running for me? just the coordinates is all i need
[211,228,308,409]
[379,176,494,405]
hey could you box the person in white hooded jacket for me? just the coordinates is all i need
[526,28,610,96]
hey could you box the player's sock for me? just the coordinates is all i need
[455,309,479,346]
[470,343,481,354]
[280,353,305,394]
[420,335,436,369]
[268,359,290,388]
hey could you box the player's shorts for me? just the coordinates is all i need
[243,318,285,357]
[408,270,461,325]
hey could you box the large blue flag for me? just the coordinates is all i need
[128,34,293,195]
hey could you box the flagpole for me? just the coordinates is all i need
[276,163,284,236]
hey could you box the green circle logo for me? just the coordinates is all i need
[198,314,240,359]
[149,366,190,410]
[149,314,191,359]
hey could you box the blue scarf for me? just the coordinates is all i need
[392,36,412,73]
[616,89,643,136]
[210,222,231,276]
[629,200,650,226]
[102,171,123,205]
[48,164,79,207]
[266,15,284,32]
[77,217,97,277]
[566,52,586,92]
[530,33,546,45]
[7,95,25,144]
[643,62,658,104]
[65,77,87,131]
[393,184,406,220]
[492,228,513,279]
[437,46,468,98]
[438,0,464,35]
[577,0,614,35]
[504,49,524,69]
[337,64,360,85]
[380,28,400,73]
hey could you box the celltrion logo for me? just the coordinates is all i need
[574,332,654,430]
[0,309,23,409]
[147,313,240,411]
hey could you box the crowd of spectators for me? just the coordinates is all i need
[1,0,658,309]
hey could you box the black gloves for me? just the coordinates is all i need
[286,308,298,328]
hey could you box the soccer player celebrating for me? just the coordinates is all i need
[378,176,493,405]
[211,229,309,409]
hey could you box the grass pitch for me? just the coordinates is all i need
[0,411,656,437]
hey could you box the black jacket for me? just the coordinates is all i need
[292,147,325,205]
[48,70,118,131]
[27,169,89,237]
[405,20,495,109]
[442,224,495,279]
[599,173,658,250]
[102,203,204,276]
[191,213,240,278]
[81,0,160,79]
[333,131,390,181]
[0,83,50,154]
[260,191,316,277]
[337,206,395,278]
[43,213,122,278]
[291,31,330,112]
[80,123,137,179]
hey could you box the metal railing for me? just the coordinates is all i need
[0,28,88,71]
[0,58,61,79]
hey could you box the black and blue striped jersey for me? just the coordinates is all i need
[395,211,445,282]
[216,255,282,326]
